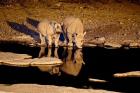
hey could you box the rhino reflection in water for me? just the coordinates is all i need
[41,47,85,76]
[58,47,85,76]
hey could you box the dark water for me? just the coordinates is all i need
[0,43,140,92]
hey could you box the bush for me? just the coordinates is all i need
[59,0,92,3]
[18,0,39,7]
[0,0,17,5]
[0,0,139,6]
[39,0,60,6]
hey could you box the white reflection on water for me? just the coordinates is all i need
[44,47,85,76]
[60,48,85,76]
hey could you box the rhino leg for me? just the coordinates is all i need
[38,46,46,58]
[38,33,46,57]
[66,32,73,47]
[47,47,51,57]
[47,35,52,47]
[54,47,58,58]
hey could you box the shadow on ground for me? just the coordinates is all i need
[26,17,39,28]
[0,43,140,92]
[7,20,39,41]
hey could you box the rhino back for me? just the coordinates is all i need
[37,20,54,36]
[65,17,84,34]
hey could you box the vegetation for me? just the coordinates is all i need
[0,0,140,6]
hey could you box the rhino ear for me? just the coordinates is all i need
[54,23,58,29]
[83,31,86,36]
[55,23,62,33]
[60,22,63,26]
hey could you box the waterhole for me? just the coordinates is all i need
[0,43,140,92]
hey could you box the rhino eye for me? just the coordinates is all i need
[57,26,59,29]
[55,24,59,29]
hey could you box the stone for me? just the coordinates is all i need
[0,52,32,61]
[38,65,60,75]
[30,57,63,66]
[2,57,63,68]
[104,42,122,48]
[0,91,14,93]
[30,57,63,74]
[0,52,32,67]
[83,43,97,47]
[0,52,63,74]
[114,71,140,78]
[88,78,108,83]
[129,42,139,48]
[122,40,132,47]
[92,37,106,45]
[1,59,32,67]
[0,52,32,66]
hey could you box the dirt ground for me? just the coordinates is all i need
[0,2,140,47]
[0,84,119,93]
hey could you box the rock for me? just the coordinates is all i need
[104,42,122,48]
[0,52,32,63]
[30,57,63,75]
[88,78,108,83]
[30,57,63,66]
[2,57,63,68]
[129,42,139,48]
[0,52,63,67]
[1,59,32,67]
[38,65,60,75]
[122,40,132,47]
[0,52,63,74]
[83,43,97,47]
[0,52,32,67]
[0,91,14,93]
[114,71,140,78]
[54,2,62,7]
[92,37,106,45]
[97,37,106,42]
[84,37,105,47]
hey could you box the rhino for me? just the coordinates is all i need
[61,16,86,48]
[37,19,62,57]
